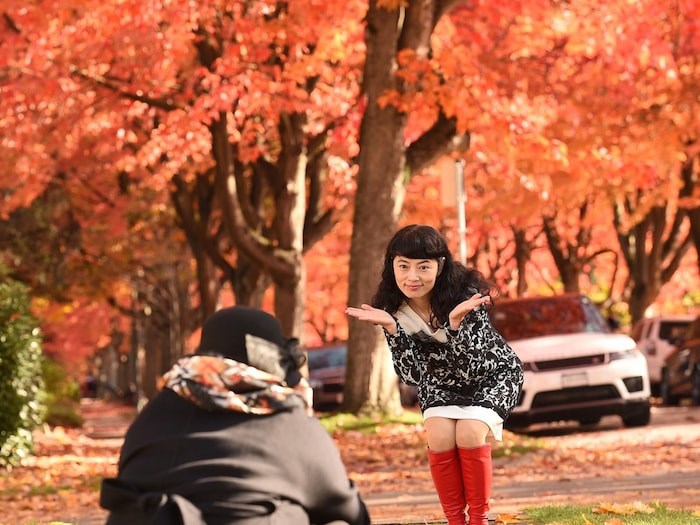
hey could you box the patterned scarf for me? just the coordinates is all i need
[160,355,306,415]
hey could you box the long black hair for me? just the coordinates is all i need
[371,224,494,326]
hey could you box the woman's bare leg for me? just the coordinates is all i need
[424,416,457,451]
[455,419,489,448]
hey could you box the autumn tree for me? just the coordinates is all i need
[613,162,694,322]
[3,0,699,407]
[460,0,698,320]
[0,0,365,345]
[534,0,700,321]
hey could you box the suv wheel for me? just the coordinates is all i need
[622,403,651,428]
[660,368,679,406]
[691,367,700,406]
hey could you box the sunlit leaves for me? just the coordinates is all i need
[593,501,656,515]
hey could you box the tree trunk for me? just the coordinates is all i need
[615,196,692,323]
[542,214,582,293]
[344,2,407,415]
[274,265,305,342]
[270,113,308,339]
[141,315,169,400]
[688,207,700,275]
[681,154,700,275]
[195,251,219,318]
[512,227,530,297]
[231,258,269,308]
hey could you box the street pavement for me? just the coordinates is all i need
[366,405,700,524]
[366,469,700,524]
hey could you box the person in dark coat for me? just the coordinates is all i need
[100,306,370,525]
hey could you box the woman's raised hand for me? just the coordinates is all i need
[448,293,491,330]
[345,304,397,335]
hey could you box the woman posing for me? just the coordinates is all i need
[346,224,523,525]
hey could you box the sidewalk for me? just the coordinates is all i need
[80,398,136,439]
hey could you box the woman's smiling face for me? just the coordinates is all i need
[392,256,440,300]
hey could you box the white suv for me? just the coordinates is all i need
[490,294,651,429]
[630,315,694,394]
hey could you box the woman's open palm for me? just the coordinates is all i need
[345,304,397,334]
[448,293,491,330]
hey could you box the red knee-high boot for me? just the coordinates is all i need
[458,444,492,525]
[427,448,466,525]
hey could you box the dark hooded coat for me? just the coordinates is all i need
[100,307,369,525]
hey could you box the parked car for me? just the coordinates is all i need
[659,314,700,406]
[306,343,418,410]
[630,314,694,394]
[489,294,651,430]
[307,344,347,408]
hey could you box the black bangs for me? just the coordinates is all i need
[388,225,448,260]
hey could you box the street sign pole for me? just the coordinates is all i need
[455,159,467,265]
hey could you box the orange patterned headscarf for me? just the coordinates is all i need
[160,355,307,415]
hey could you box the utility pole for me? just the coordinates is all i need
[454,158,467,265]
[439,157,468,264]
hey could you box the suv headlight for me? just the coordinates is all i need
[609,349,634,361]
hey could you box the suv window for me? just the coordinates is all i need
[491,296,610,341]
[658,321,691,343]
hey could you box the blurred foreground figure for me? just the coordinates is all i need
[100,306,370,525]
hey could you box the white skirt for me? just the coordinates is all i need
[423,405,505,442]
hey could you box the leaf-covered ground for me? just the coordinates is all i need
[1,400,699,525]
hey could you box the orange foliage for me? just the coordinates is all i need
[32,299,116,371]
[1,0,698,358]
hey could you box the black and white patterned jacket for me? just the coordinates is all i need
[385,302,524,420]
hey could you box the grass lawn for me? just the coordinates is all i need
[517,502,700,524]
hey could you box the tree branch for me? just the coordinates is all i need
[69,66,182,111]
[406,112,470,174]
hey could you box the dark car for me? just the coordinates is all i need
[307,344,347,408]
[659,314,700,406]
[306,344,418,410]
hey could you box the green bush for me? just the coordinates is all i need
[0,278,46,467]
[42,359,83,428]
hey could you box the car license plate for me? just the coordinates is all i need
[561,372,588,388]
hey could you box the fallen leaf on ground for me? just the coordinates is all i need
[603,519,624,525]
[495,513,525,524]
[593,501,656,515]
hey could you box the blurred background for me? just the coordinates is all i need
[0,0,698,443]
